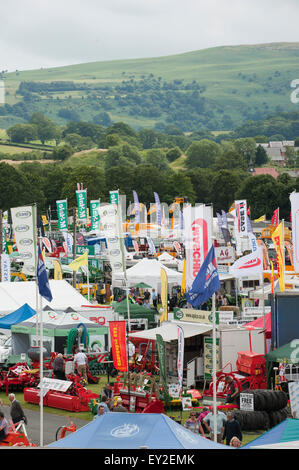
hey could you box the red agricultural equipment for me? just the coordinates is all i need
[0,420,36,447]
[0,363,40,395]
[204,352,267,402]
[129,338,159,373]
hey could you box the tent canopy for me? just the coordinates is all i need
[242,419,299,448]
[0,280,92,314]
[112,300,157,323]
[244,313,271,339]
[266,340,299,364]
[134,282,152,289]
[126,259,182,294]
[11,309,106,336]
[129,321,212,342]
[0,304,36,330]
[47,412,231,449]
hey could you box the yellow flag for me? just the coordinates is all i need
[254,215,265,223]
[270,259,275,295]
[54,260,63,280]
[160,268,168,323]
[271,223,285,292]
[181,259,186,295]
[68,251,88,271]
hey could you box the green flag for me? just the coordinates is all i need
[156,334,170,403]
[76,189,87,221]
[56,199,68,231]
[90,199,100,231]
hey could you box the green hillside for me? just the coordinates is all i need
[1,42,299,131]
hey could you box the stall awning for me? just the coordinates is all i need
[129,321,212,342]
[0,303,36,329]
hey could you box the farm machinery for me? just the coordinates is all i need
[0,420,36,447]
[203,350,267,404]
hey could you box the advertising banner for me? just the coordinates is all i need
[56,200,68,231]
[290,192,299,273]
[11,205,37,276]
[1,253,11,282]
[98,203,125,275]
[109,190,119,205]
[133,190,140,225]
[204,336,220,381]
[53,260,63,280]
[177,325,184,397]
[173,307,219,325]
[76,189,87,222]
[235,200,248,236]
[154,192,162,226]
[160,268,168,323]
[156,334,170,402]
[229,247,263,278]
[215,246,235,264]
[183,204,213,290]
[90,200,100,231]
[109,321,128,372]
[272,222,285,292]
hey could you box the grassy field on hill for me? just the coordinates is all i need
[1,42,299,131]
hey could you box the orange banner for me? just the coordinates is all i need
[272,223,285,292]
[109,321,128,372]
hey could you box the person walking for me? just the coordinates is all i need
[8,393,27,425]
[222,412,242,446]
[0,412,9,442]
[202,408,227,443]
[74,348,88,384]
[52,353,66,380]
[184,412,205,436]
[151,289,158,309]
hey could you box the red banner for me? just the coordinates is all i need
[109,321,128,372]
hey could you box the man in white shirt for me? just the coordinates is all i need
[74,348,88,384]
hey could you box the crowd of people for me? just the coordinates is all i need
[184,407,242,447]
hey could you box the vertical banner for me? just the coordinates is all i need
[147,236,156,256]
[154,192,162,226]
[11,205,37,276]
[109,190,119,205]
[290,192,299,273]
[56,200,68,231]
[98,203,126,276]
[62,232,73,257]
[109,321,128,372]
[160,267,168,323]
[132,190,140,226]
[90,200,100,231]
[177,325,184,397]
[53,260,63,280]
[156,334,170,402]
[272,222,285,292]
[235,200,248,237]
[42,237,52,253]
[204,336,220,380]
[2,227,7,254]
[76,189,87,222]
[271,208,279,226]
[183,204,213,290]
[1,253,11,282]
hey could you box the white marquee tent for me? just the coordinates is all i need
[0,280,92,315]
[125,258,182,294]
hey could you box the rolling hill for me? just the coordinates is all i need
[1,42,299,131]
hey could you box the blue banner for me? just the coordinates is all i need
[133,190,140,225]
[37,244,53,303]
[186,245,220,307]
[154,192,162,226]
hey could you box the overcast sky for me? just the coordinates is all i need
[1,0,299,72]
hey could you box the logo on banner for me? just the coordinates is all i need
[110,424,139,438]
[191,217,208,278]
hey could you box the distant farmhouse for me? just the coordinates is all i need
[257,140,299,167]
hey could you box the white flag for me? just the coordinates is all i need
[290,192,299,273]
[177,325,184,397]
[229,247,263,278]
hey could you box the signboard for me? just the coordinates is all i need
[288,382,299,418]
[204,337,220,380]
[109,190,119,205]
[76,245,95,256]
[56,199,68,231]
[11,205,37,276]
[215,246,236,264]
[38,377,72,393]
[240,392,254,411]
[182,396,193,411]
[173,307,219,325]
